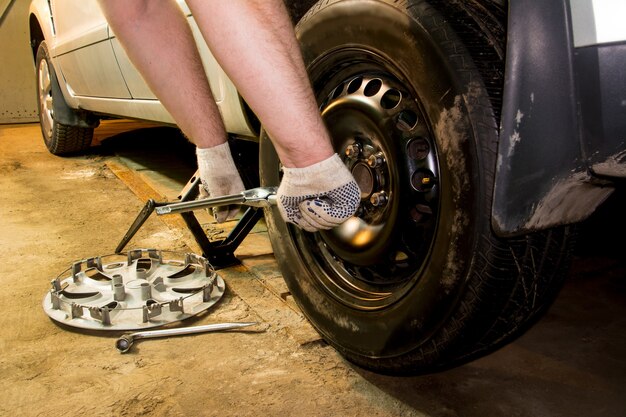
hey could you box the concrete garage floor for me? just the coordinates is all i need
[1,121,625,417]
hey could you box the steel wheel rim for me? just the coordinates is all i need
[292,49,442,310]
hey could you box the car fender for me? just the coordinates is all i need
[29,0,83,111]
[492,0,615,236]
[29,0,98,128]
[28,0,54,50]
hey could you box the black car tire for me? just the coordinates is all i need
[35,41,95,155]
[260,0,575,374]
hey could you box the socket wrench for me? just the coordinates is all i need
[116,322,259,353]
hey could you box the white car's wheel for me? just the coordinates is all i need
[36,41,94,155]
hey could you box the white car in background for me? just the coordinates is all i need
[29,0,626,374]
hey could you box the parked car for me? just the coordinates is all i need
[29,0,626,374]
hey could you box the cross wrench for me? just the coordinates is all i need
[115,322,260,353]
[155,186,277,215]
[116,186,277,254]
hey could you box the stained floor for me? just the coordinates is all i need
[1,122,625,417]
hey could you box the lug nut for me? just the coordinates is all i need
[367,152,385,168]
[345,143,361,158]
[370,191,388,207]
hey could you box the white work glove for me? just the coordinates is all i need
[196,142,245,223]
[277,154,361,232]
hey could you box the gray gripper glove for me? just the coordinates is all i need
[277,154,361,232]
[196,142,245,223]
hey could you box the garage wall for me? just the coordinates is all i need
[0,0,38,124]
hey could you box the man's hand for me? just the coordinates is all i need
[196,143,245,222]
[277,154,361,232]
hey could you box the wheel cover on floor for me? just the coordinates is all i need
[42,249,225,331]
[294,49,441,310]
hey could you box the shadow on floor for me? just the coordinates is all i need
[94,123,196,187]
[351,189,626,417]
[92,121,260,190]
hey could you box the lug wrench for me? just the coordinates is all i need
[155,186,277,215]
[116,321,260,353]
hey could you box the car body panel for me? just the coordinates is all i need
[30,0,256,137]
[109,38,156,100]
[51,0,130,99]
[56,43,132,99]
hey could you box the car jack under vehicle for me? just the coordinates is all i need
[115,172,277,269]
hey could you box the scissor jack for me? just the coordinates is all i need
[116,172,277,269]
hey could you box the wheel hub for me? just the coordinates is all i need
[351,161,375,198]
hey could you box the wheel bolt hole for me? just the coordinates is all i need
[331,84,344,100]
[364,79,383,97]
[407,137,430,160]
[347,76,363,94]
[396,110,418,131]
[381,89,402,109]
[415,203,433,215]
[410,204,432,223]
[411,170,436,192]
[394,251,409,262]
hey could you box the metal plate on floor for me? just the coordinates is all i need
[43,249,225,331]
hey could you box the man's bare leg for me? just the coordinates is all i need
[99,0,359,229]
[97,0,226,149]
[185,0,335,168]
[99,0,245,221]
